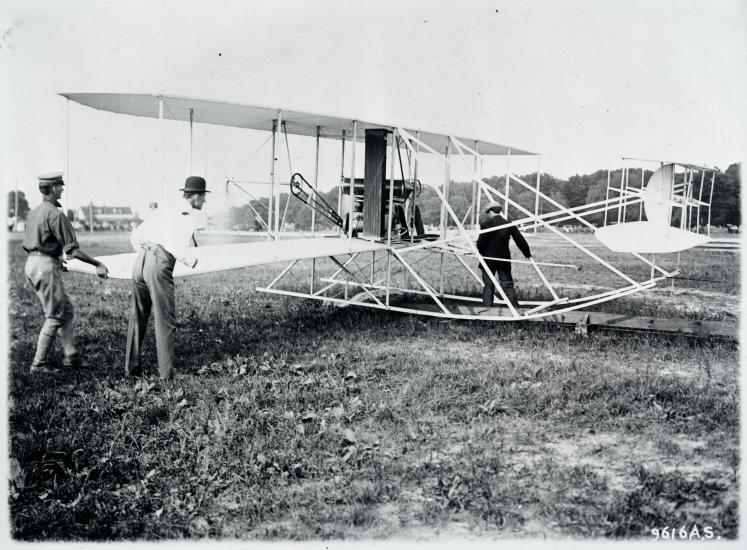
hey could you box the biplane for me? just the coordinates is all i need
[62,93,722,323]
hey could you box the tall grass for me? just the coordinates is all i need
[7,233,739,540]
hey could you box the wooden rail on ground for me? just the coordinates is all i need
[399,302,738,340]
[697,237,740,252]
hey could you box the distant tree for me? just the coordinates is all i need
[708,163,741,227]
[212,163,741,234]
[565,174,594,208]
[584,181,608,226]
[7,191,29,220]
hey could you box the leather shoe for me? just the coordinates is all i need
[29,363,61,375]
[62,354,86,369]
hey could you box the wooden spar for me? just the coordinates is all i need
[269,118,276,235]
[412,131,420,243]
[159,95,164,205]
[476,142,483,222]
[265,259,299,289]
[687,168,695,231]
[639,167,644,221]
[534,155,541,233]
[472,140,479,228]
[530,257,560,300]
[312,125,320,237]
[621,166,628,223]
[604,169,611,227]
[668,162,675,230]
[189,108,194,173]
[386,128,396,306]
[504,147,511,214]
[681,168,688,230]
[275,110,282,234]
[440,141,449,238]
[337,129,345,222]
[697,169,705,232]
[439,139,450,294]
[707,170,715,237]
[617,166,624,224]
[311,126,322,237]
[65,97,70,215]
[687,168,695,230]
[473,255,579,269]
[310,125,320,294]
[348,121,357,239]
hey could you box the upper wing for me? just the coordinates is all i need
[66,237,391,279]
[59,93,536,156]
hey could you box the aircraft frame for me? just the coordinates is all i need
[59,93,721,323]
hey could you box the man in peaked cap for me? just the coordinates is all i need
[23,172,109,374]
[125,176,209,380]
[476,201,531,308]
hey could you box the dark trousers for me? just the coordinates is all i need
[125,248,176,379]
[481,262,518,307]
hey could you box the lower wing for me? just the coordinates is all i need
[66,237,390,279]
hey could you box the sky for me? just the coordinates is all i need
[1,0,746,218]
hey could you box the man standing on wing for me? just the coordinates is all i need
[476,201,531,308]
[125,176,208,380]
[23,172,109,374]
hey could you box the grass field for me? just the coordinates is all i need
[6,231,740,541]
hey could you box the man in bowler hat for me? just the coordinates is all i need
[476,201,531,308]
[125,176,209,380]
[23,172,109,373]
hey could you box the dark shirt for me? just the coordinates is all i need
[476,212,531,260]
[22,196,79,257]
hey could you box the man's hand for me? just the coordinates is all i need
[96,263,109,279]
[179,255,199,269]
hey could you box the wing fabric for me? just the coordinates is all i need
[594,222,710,253]
[59,93,536,156]
[65,237,390,279]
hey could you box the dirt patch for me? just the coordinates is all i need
[644,288,739,318]
[542,430,733,493]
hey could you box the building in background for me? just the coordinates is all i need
[78,205,141,231]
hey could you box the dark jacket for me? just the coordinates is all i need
[477,212,531,262]
[22,196,79,257]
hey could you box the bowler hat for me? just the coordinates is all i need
[482,201,502,214]
[181,176,210,193]
[38,171,64,189]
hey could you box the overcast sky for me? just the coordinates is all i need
[2,0,746,217]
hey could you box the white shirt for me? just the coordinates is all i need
[131,199,202,257]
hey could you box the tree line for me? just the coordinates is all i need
[213,162,741,231]
[7,191,81,229]
[8,162,740,231]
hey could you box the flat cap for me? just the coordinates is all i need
[38,171,65,185]
[479,201,503,226]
